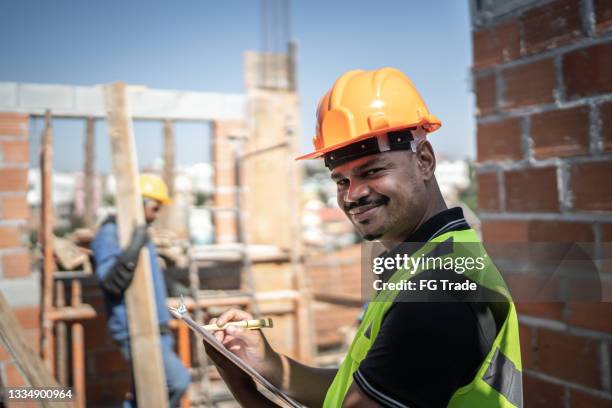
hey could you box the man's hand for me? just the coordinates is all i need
[207,309,279,380]
[204,308,337,408]
[204,309,280,407]
[100,224,150,297]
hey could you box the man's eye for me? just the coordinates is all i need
[365,168,383,177]
[336,179,348,187]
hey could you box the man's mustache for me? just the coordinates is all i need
[344,196,388,212]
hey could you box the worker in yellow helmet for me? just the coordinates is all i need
[92,174,190,407]
[204,68,522,407]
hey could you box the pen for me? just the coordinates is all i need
[202,318,274,331]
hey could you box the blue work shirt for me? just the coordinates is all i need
[91,220,171,342]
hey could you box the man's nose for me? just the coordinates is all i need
[345,179,370,203]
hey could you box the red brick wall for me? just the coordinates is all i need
[471,0,612,406]
[0,112,38,396]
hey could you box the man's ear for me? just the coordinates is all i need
[415,139,436,181]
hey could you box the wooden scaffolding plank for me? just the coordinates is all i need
[103,81,169,408]
[39,110,55,375]
[0,291,71,408]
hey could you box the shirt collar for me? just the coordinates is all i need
[404,206,467,243]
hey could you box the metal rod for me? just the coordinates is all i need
[71,280,86,408]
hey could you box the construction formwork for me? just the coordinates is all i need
[0,46,320,407]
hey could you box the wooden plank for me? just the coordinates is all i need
[161,119,175,230]
[71,280,86,408]
[0,291,71,408]
[55,281,68,385]
[103,81,169,408]
[83,117,95,227]
[39,110,55,375]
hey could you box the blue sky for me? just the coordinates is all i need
[0,0,474,172]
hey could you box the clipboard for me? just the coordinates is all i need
[168,298,303,408]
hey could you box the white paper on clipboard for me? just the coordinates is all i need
[168,302,303,408]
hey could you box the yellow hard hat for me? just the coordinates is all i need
[296,67,441,163]
[139,174,171,205]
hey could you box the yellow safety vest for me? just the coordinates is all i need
[323,229,523,407]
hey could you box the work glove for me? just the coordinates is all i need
[100,224,150,297]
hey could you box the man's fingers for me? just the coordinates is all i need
[209,318,225,342]
[216,308,253,326]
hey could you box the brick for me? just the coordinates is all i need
[516,301,564,320]
[523,374,566,408]
[472,20,520,69]
[475,74,496,116]
[594,0,612,33]
[477,118,522,162]
[530,106,590,159]
[505,167,559,212]
[0,113,28,136]
[2,251,31,278]
[482,220,529,242]
[0,226,21,248]
[536,329,600,388]
[0,168,28,192]
[4,361,26,386]
[13,306,39,330]
[521,0,585,54]
[519,324,536,369]
[567,302,612,332]
[600,100,612,153]
[563,42,612,99]
[0,195,29,220]
[604,223,612,242]
[527,220,594,242]
[477,172,500,211]
[0,140,28,163]
[571,389,612,408]
[503,59,556,109]
[570,161,612,211]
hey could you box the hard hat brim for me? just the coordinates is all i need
[295,120,441,161]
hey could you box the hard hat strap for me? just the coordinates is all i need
[324,128,419,169]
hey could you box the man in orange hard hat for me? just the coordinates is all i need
[92,174,191,407]
[203,68,522,407]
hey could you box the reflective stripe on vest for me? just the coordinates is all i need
[323,229,523,408]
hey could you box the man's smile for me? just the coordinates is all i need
[348,202,386,222]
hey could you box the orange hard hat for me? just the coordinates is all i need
[296,67,441,164]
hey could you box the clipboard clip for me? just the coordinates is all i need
[177,295,187,316]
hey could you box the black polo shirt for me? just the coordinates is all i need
[353,207,498,408]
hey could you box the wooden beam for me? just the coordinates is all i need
[103,82,169,408]
[0,292,71,408]
[83,117,96,227]
[39,109,55,375]
[161,119,175,230]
